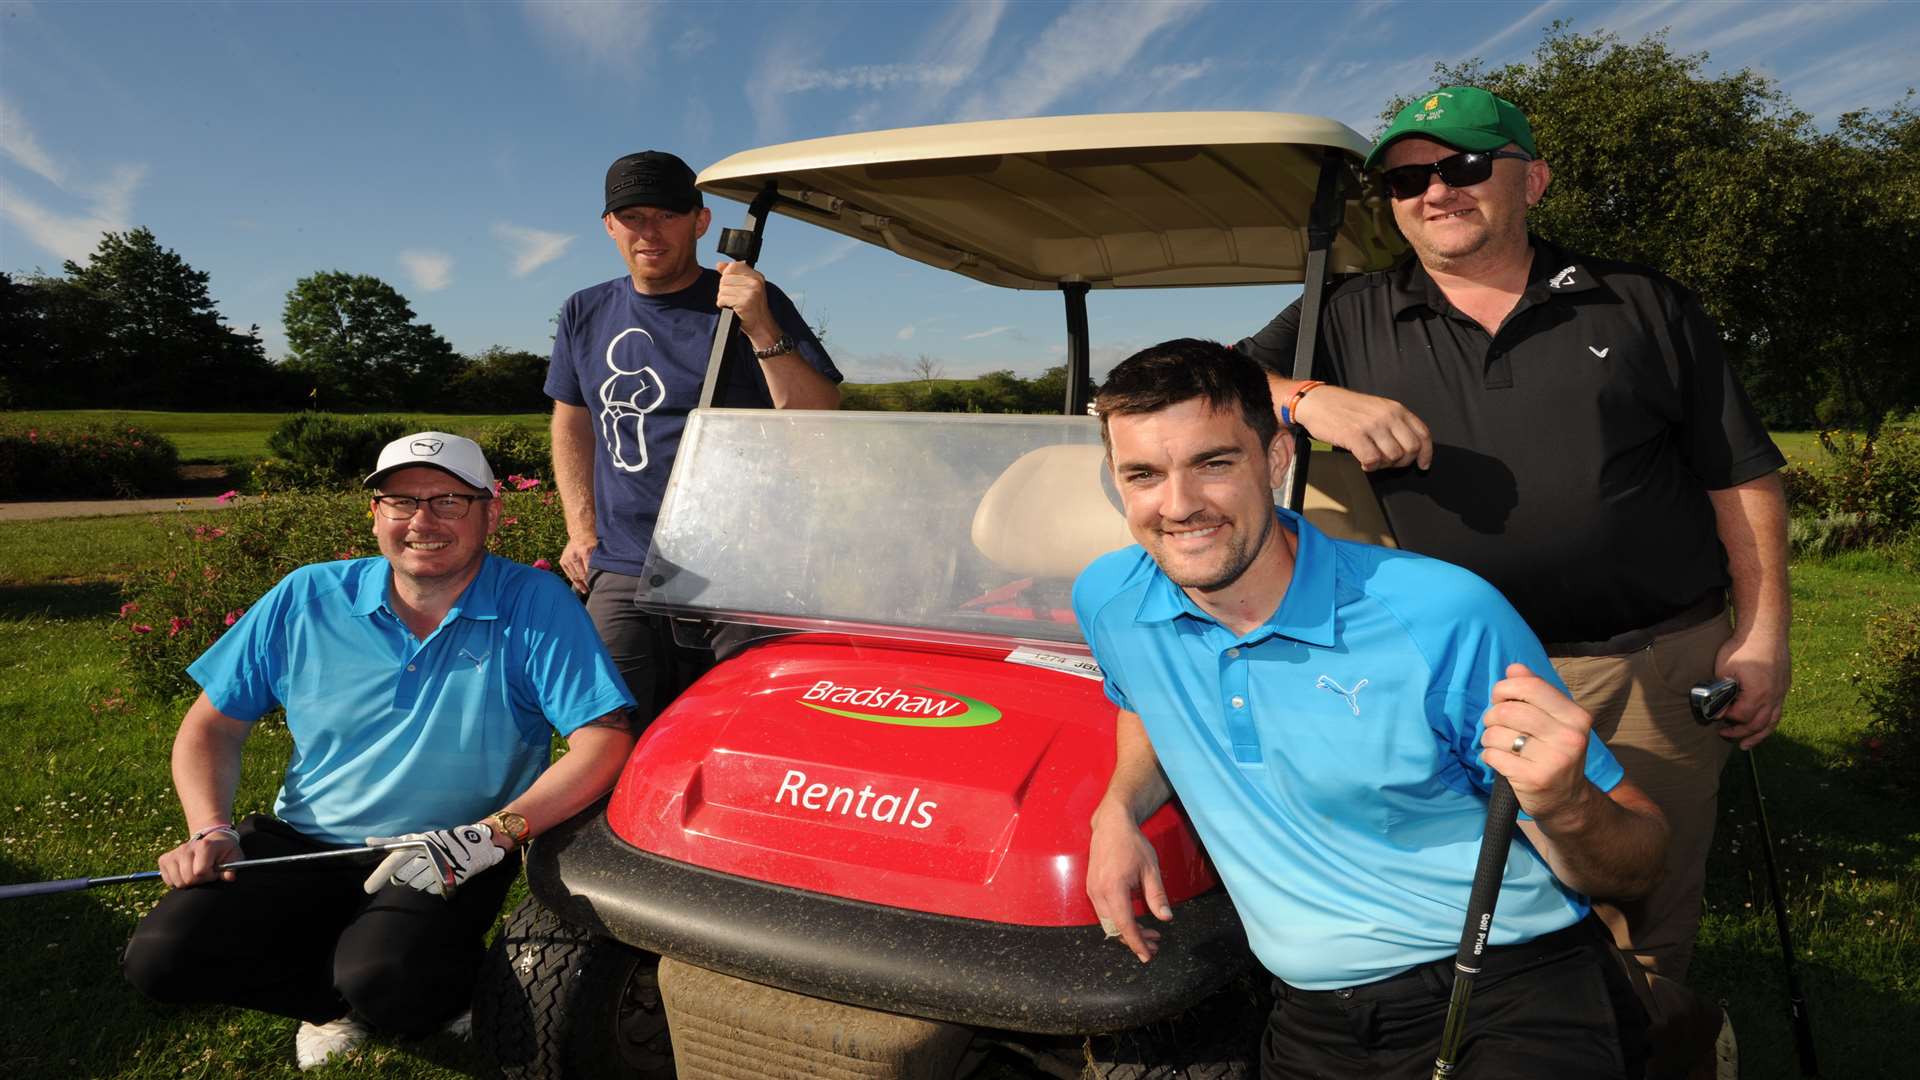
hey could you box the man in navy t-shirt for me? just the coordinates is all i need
[546,150,841,721]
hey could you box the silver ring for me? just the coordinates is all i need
[1510,734,1528,754]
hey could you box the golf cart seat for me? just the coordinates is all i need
[971,443,1131,580]
[1295,451,1397,547]
[969,442,1395,588]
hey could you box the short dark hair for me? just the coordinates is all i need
[1096,338,1279,454]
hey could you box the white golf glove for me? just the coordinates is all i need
[362,823,504,896]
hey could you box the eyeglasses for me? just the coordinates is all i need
[372,493,490,520]
[1378,149,1533,200]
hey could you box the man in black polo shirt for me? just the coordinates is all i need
[1238,86,1786,1080]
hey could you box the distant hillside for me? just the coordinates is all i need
[841,367,1070,413]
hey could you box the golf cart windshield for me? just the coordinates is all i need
[637,409,1126,647]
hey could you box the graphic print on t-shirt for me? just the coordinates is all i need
[598,327,668,472]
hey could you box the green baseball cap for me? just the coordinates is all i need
[1365,86,1537,169]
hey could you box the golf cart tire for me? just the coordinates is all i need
[474,896,674,1080]
[1080,974,1266,1080]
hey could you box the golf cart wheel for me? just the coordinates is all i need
[1080,974,1266,1079]
[474,896,674,1079]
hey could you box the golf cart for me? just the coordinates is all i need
[475,112,1405,1079]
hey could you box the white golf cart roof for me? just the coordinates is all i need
[698,112,1403,290]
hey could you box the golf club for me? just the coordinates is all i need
[1431,774,1522,1078]
[1692,676,1819,1076]
[0,838,458,901]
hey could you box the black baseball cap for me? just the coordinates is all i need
[604,151,701,217]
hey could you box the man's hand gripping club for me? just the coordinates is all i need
[362,823,503,898]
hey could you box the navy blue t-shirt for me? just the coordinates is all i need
[544,269,839,574]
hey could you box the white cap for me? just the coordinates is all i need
[364,431,497,492]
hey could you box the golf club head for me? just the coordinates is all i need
[1690,676,1740,726]
[410,839,459,899]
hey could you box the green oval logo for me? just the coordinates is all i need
[797,682,1002,728]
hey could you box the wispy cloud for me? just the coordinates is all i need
[834,0,1007,132]
[672,26,714,58]
[493,222,574,277]
[787,236,863,277]
[895,323,918,341]
[400,250,454,292]
[1779,34,1920,120]
[0,100,145,264]
[962,324,1017,341]
[777,64,971,94]
[1462,0,1567,63]
[0,97,63,185]
[1694,1,1866,55]
[952,0,1209,120]
[522,0,657,70]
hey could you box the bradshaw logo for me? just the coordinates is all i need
[798,680,1002,728]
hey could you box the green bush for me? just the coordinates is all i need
[121,484,570,700]
[0,418,180,499]
[471,422,552,480]
[1853,604,1920,778]
[1784,427,1920,554]
[264,412,410,487]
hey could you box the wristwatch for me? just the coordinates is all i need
[486,810,531,848]
[752,333,797,361]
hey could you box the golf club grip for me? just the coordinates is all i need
[0,877,94,899]
[1455,777,1521,967]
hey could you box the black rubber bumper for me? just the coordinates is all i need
[527,803,1254,1035]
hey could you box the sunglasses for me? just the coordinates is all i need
[1378,149,1533,200]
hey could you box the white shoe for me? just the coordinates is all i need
[295,1015,370,1071]
[443,1009,472,1040]
[1713,1007,1739,1080]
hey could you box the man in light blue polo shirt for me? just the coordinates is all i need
[123,431,636,1071]
[1076,341,1668,1079]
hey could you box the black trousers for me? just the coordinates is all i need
[121,814,518,1034]
[583,567,709,726]
[1262,916,1650,1080]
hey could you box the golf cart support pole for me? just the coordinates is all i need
[0,839,457,900]
[1283,151,1348,510]
[698,180,782,410]
[1060,280,1092,416]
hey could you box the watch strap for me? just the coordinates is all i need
[486,810,531,847]
[752,333,798,361]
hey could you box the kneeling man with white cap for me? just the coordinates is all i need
[123,431,635,1070]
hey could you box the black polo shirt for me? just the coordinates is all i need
[1238,236,1784,644]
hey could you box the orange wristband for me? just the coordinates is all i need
[1281,380,1324,427]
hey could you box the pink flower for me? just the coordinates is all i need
[119,602,139,618]
[502,515,520,526]
[131,623,153,635]
[215,489,239,505]
[532,558,552,570]
[505,474,525,487]
[224,608,245,627]
[168,616,191,637]
[513,476,542,491]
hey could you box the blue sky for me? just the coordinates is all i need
[3,0,1915,384]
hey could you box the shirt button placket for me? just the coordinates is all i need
[1223,645,1259,763]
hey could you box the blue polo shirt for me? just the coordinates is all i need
[189,555,635,844]
[1073,510,1625,990]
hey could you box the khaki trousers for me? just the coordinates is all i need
[1552,612,1733,1076]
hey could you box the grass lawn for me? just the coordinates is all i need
[3,411,547,467]
[0,512,1913,1077]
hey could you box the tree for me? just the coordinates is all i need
[1418,25,1920,430]
[450,345,550,412]
[282,272,462,408]
[3,229,274,408]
